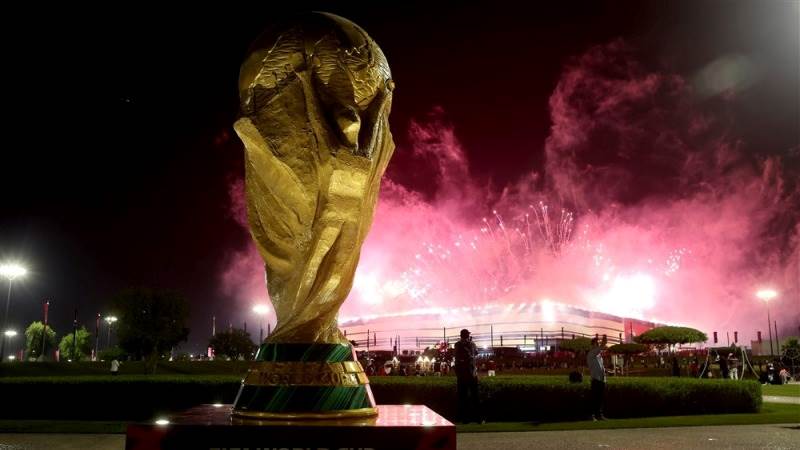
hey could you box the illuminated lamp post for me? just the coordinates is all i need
[756,289,778,357]
[0,263,27,361]
[3,329,18,361]
[105,316,118,349]
[252,304,270,344]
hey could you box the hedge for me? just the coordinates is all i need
[370,376,761,421]
[0,375,760,422]
[0,361,677,378]
[1,375,241,420]
[0,361,252,377]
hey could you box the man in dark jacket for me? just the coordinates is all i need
[454,328,482,423]
[587,335,608,421]
[718,353,729,379]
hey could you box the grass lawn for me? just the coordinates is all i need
[457,402,800,433]
[761,384,800,397]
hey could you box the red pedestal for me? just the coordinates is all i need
[126,404,455,450]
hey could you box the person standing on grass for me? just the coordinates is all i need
[454,328,483,424]
[671,356,681,377]
[587,335,608,421]
[728,353,739,380]
[110,358,121,376]
[719,353,729,379]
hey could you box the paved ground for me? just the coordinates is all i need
[0,424,798,450]
[764,395,800,405]
[457,423,800,450]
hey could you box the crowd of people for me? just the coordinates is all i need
[359,335,797,424]
[361,343,797,383]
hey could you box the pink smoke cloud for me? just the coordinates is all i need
[218,178,268,316]
[538,40,800,340]
[219,39,800,344]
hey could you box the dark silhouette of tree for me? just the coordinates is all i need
[559,337,592,367]
[635,326,707,352]
[112,288,190,373]
[98,346,127,361]
[209,328,257,361]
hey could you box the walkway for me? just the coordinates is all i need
[764,395,800,405]
[458,423,800,449]
[0,423,798,450]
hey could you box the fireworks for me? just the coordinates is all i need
[347,199,697,325]
[529,202,574,255]
[664,248,689,276]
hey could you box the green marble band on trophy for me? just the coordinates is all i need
[231,12,394,419]
[232,343,376,419]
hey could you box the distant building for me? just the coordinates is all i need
[339,300,665,352]
[750,340,780,356]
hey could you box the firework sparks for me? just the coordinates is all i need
[351,199,690,324]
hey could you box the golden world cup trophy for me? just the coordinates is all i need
[231,12,394,420]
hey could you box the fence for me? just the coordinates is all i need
[342,321,627,353]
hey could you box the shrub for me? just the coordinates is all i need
[0,360,251,377]
[367,375,760,421]
[568,371,583,383]
[608,343,649,355]
[0,375,241,420]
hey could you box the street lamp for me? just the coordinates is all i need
[0,263,27,361]
[105,316,118,349]
[252,304,270,344]
[756,289,778,357]
[3,329,17,362]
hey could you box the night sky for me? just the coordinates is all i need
[2,1,797,353]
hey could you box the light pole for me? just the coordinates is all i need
[105,316,118,349]
[0,263,27,362]
[252,304,270,344]
[3,330,17,361]
[756,289,778,358]
[93,313,100,361]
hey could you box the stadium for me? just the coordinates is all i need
[339,300,663,353]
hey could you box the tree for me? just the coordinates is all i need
[634,326,707,351]
[559,337,592,367]
[112,288,190,373]
[24,321,56,360]
[781,337,799,357]
[608,343,649,375]
[58,327,92,361]
[209,328,256,360]
[781,337,800,375]
[559,337,592,353]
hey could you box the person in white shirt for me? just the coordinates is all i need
[110,359,121,376]
[586,335,608,421]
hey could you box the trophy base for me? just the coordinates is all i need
[232,342,376,419]
[125,404,456,450]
